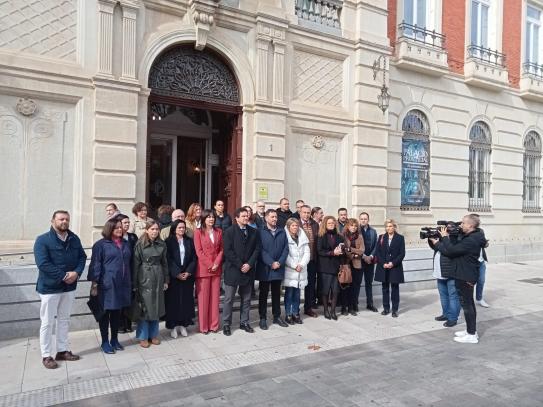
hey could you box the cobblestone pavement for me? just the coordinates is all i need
[1,261,543,406]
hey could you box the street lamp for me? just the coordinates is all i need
[372,55,390,113]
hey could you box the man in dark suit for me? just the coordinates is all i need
[359,212,378,312]
[300,205,319,317]
[222,207,261,336]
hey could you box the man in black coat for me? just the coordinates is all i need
[359,212,378,312]
[222,207,261,336]
[276,198,293,229]
[300,205,319,317]
[431,214,487,344]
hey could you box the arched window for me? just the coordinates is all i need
[468,121,492,211]
[523,131,542,212]
[401,110,431,210]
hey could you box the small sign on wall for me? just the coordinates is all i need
[257,185,269,200]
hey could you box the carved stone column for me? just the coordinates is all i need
[97,0,116,76]
[120,2,139,80]
[189,0,220,50]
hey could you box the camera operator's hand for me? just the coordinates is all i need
[438,226,449,237]
[429,237,439,245]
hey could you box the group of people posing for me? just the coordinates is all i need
[34,198,411,368]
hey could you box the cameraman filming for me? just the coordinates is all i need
[430,214,486,344]
[428,222,460,328]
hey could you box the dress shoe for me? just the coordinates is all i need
[140,340,150,348]
[304,309,318,318]
[223,325,232,336]
[259,318,268,330]
[151,337,161,345]
[381,310,390,316]
[55,351,80,361]
[330,310,338,320]
[42,357,58,369]
[367,305,378,312]
[285,315,294,325]
[391,311,399,318]
[110,340,124,351]
[273,317,289,328]
[435,315,447,321]
[293,315,303,324]
[443,320,457,327]
[239,323,255,333]
[101,342,115,354]
[349,309,358,316]
[341,307,348,316]
[324,309,331,320]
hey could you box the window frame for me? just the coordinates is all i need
[468,121,492,212]
[525,4,542,65]
[522,131,542,213]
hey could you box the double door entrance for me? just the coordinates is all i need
[147,103,241,215]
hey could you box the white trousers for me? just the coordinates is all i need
[39,290,76,358]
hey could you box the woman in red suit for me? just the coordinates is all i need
[194,209,224,334]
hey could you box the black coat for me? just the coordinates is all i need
[428,237,456,279]
[124,233,138,252]
[374,233,406,284]
[435,230,486,282]
[213,212,232,230]
[255,214,266,229]
[223,224,261,286]
[317,231,345,275]
[276,208,293,229]
[164,236,196,324]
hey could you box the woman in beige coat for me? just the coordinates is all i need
[340,218,365,316]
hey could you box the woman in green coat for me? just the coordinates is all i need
[133,221,169,348]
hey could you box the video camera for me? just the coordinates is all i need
[419,220,461,240]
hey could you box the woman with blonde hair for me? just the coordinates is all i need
[185,203,202,238]
[373,219,405,318]
[283,218,310,324]
[316,215,345,320]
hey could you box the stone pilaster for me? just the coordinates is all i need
[272,37,286,105]
[97,0,116,76]
[120,3,139,80]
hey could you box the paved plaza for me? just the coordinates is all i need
[1,261,542,407]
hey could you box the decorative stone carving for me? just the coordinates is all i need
[0,0,78,61]
[0,101,71,240]
[189,0,220,50]
[16,98,37,116]
[148,46,240,105]
[293,50,343,106]
[311,135,325,149]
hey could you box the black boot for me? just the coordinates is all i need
[330,294,338,320]
[322,296,331,320]
[341,306,348,316]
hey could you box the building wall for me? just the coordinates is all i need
[0,0,541,260]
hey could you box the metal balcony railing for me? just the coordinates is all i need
[467,45,506,67]
[523,62,543,79]
[398,22,446,49]
[295,0,342,29]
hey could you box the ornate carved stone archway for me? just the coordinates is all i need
[147,44,242,214]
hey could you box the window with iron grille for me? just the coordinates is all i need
[468,121,492,212]
[523,131,542,213]
[401,110,431,211]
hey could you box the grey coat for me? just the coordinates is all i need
[132,239,169,320]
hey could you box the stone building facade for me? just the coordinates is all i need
[0,0,542,262]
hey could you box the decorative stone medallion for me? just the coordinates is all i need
[16,98,37,116]
[311,135,325,150]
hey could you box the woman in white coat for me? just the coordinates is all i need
[283,218,311,324]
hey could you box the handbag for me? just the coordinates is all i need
[86,284,104,322]
[338,263,352,287]
[127,289,146,321]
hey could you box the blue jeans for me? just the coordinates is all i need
[437,279,460,322]
[136,320,159,340]
[284,287,301,316]
[476,262,486,301]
